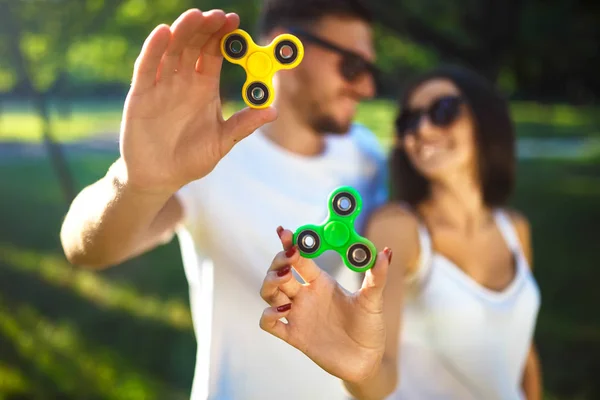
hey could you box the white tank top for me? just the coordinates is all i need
[389,209,541,400]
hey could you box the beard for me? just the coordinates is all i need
[307,100,353,136]
[311,115,351,135]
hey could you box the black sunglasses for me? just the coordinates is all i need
[288,28,379,83]
[395,95,464,137]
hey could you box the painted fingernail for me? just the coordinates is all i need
[277,265,291,277]
[277,303,292,312]
[285,246,297,258]
[276,226,284,238]
[383,247,393,264]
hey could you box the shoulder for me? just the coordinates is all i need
[348,123,387,162]
[502,208,533,266]
[366,202,422,269]
[503,208,531,242]
[367,202,420,232]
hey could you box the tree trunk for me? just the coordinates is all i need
[35,92,77,205]
[1,2,77,207]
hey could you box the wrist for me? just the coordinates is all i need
[345,361,382,387]
[343,358,395,400]
[107,158,178,200]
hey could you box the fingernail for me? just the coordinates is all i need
[276,226,284,238]
[277,303,292,312]
[277,265,291,277]
[285,246,297,258]
[383,247,393,264]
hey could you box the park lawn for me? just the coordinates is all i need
[0,152,195,400]
[0,100,242,143]
[1,99,598,144]
[0,146,599,398]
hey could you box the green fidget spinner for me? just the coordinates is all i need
[293,186,377,272]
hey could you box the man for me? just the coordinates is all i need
[60,0,387,398]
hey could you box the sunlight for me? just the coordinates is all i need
[0,361,29,396]
[0,295,177,399]
[0,100,247,142]
[0,244,193,331]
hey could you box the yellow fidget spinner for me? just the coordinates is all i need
[220,29,304,109]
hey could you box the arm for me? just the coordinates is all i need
[508,210,543,400]
[522,344,543,400]
[61,9,276,267]
[343,205,421,400]
[60,158,183,268]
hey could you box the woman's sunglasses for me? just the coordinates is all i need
[288,28,380,84]
[395,95,464,137]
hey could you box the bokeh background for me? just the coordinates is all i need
[1,0,599,399]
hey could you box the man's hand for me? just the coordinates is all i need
[259,227,392,384]
[120,9,277,195]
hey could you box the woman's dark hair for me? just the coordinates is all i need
[389,65,516,208]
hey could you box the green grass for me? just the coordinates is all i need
[0,100,124,143]
[0,153,195,400]
[1,99,598,143]
[0,101,599,398]
[0,99,242,143]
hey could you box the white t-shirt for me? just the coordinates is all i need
[174,124,388,400]
[391,210,540,400]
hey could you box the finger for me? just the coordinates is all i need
[278,228,321,283]
[266,236,304,299]
[260,265,302,305]
[157,9,204,81]
[197,12,240,76]
[131,24,171,94]
[179,9,227,74]
[358,247,392,312]
[221,107,278,152]
[278,226,294,249]
[259,304,292,343]
[273,264,303,299]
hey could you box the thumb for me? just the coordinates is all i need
[358,247,392,311]
[221,106,278,150]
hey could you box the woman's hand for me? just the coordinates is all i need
[259,227,392,384]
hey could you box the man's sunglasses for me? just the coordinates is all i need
[395,95,464,137]
[288,28,380,84]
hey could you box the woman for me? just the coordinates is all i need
[258,65,542,399]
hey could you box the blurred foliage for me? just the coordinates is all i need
[0,0,129,204]
[369,0,600,102]
[0,152,195,399]
[0,0,123,94]
[1,0,599,102]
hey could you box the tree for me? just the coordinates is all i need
[370,0,524,83]
[369,0,600,103]
[0,0,124,206]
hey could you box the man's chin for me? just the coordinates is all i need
[312,116,353,136]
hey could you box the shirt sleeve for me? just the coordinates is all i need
[174,178,208,232]
[350,123,390,234]
[372,151,390,209]
[359,146,389,234]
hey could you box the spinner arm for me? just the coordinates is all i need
[221,29,304,108]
